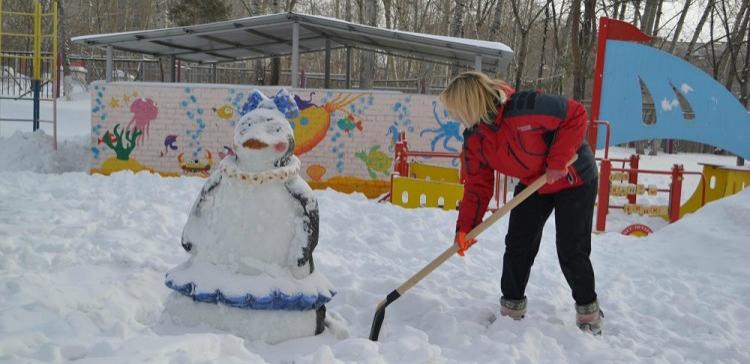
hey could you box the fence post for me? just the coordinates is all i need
[627,154,639,204]
[669,164,683,223]
[596,159,612,232]
[394,132,409,177]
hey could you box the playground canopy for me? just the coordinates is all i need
[71,12,514,88]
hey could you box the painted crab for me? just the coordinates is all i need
[178,150,213,177]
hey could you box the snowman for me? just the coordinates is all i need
[163,89,335,344]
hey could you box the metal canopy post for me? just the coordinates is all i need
[291,22,300,88]
[106,45,113,82]
[324,38,331,89]
[345,46,352,89]
[170,55,176,82]
[474,55,482,71]
[211,63,217,83]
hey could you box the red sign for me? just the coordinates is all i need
[621,224,653,237]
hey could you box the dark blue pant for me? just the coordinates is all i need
[501,178,598,305]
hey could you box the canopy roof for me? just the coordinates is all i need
[72,12,514,73]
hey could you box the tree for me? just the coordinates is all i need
[169,0,231,26]
[685,0,715,59]
[668,0,692,54]
[58,0,73,100]
[509,0,548,90]
[359,0,378,89]
[449,0,467,78]
[269,0,283,85]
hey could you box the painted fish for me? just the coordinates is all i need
[337,113,364,136]
[97,133,118,145]
[213,105,235,120]
[289,93,364,155]
[160,135,178,157]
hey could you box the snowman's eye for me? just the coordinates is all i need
[275,127,281,133]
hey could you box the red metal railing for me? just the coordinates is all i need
[596,162,707,231]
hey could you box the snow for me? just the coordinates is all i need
[0,91,749,363]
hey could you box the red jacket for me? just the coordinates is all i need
[456,90,597,234]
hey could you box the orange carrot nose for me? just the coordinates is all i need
[243,139,268,149]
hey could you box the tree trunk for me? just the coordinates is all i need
[449,0,467,78]
[244,0,265,86]
[719,0,749,90]
[537,3,550,89]
[514,30,529,90]
[576,0,595,98]
[570,0,582,99]
[618,1,627,20]
[58,0,73,99]
[269,0,282,85]
[652,0,664,36]
[345,0,352,21]
[384,0,393,80]
[668,0,692,54]
[685,0,715,59]
[641,0,659,35]
[612,0,619,19]
[359,0,377,89]
[489,0,505,42]
[740,16,750,108]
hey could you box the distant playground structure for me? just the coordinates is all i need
[388,18,750,237]
[0,0,59,146]
[588,18,750,235]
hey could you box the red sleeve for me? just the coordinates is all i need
[456,132,495,234]
[545,99,588,171]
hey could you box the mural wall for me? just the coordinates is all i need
[89,81,464,197]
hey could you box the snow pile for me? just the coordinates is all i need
[0,130,88,173]
[0,165,749,362]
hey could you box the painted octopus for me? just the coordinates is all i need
[127,98,159,145]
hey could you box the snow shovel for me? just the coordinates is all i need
[368,155,577,341]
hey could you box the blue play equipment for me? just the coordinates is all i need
[592,18,750,160]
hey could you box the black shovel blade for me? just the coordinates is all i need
[368,289,401,341]
[368,305,387,341]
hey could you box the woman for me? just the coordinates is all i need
[439,71,602,334]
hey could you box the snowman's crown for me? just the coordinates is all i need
[240,89,299,119]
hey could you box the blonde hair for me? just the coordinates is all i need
[438,71,509,128]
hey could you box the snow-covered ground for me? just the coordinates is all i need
[1,92,748,363]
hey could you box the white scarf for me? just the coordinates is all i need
[219,156,300,184]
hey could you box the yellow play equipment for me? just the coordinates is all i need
[391,162,464,210]
[680,163,750,218]
[388,132,466,210]
[387,132,509,211]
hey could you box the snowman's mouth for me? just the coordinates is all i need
[243,138,268,149]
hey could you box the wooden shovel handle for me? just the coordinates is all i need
[390,154,578,298]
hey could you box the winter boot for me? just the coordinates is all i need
[576,300,603,335]
[500,297,527,320]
